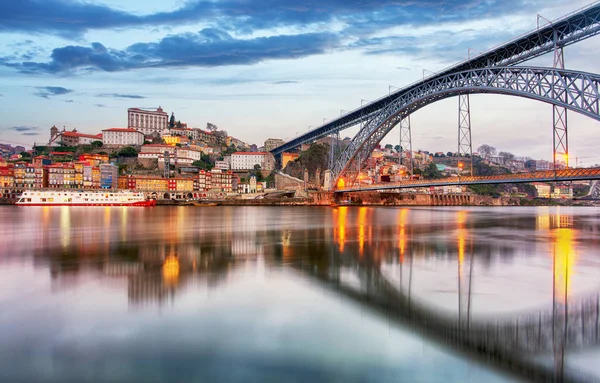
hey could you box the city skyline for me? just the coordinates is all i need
[1,0,600,165]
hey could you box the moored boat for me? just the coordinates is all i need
[16,190,157,207]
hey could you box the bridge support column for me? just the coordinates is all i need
[553,32,569,169]
[458,94,473,175]
[399,115,413,175]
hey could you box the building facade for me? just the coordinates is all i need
[231,152,275,171]
[100,164,119,189]
[128,107,168,136]
[102,128,145,147]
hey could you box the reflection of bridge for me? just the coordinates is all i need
[271,3,600,192]
[295,258,600,382]
[338,167,600,193]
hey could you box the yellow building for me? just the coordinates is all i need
[135,177,168,191]
[0,167,14,187]
[282,152,299,169]
[73,162,84,188]
[163,135,180,146]
[175,178,194,192]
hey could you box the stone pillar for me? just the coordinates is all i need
[323,170,332,191]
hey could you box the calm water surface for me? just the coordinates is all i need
[1,206,599,382]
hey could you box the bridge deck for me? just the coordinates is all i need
[336,168,600,193]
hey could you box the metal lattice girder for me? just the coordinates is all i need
[271,3,600,157]
[553,45,569,168]
[336,167,600,192]
[331,66,600,189]
[457,94,473,174]
[399,116,413,174]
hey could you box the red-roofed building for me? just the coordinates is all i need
[102,128,145,147]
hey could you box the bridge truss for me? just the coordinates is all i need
[271,2,600,157]
[331,66,600,189]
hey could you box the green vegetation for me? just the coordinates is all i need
[283,143,329,182]
[192,153,213,170]
[117,146,138,157]
[422,162,443,179]
[91,141,103,148]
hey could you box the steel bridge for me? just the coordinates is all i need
[270,2,600,192]
[337,167,600,193]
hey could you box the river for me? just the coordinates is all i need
[1,206,599,382]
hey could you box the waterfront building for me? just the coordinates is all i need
[0,166,14,187]
[128,107,169,136]
[13,162,27,188]
[102,128,145,147]
[100,164,119,189]
[131,176,168,191]
[552,184,573,199]
[231,152,275,171]
[264,138,285,152]
[198,169,234,192]
[532,183,551,198]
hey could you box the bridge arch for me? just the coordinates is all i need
[331,66,600,189]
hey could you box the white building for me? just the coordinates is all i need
[102,128,145,147]
[128,107,168,136]
[231,152,275,171]
[214,160,229,170]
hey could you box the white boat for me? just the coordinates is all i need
[16,190,157,207]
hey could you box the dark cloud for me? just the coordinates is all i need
[97,93,145,99]
[0,0,542,37]
[9,126,40,133]
[95,104,106,108]
[21,132,39,136]
[3,29,339,75]
[64,99,74,103]
[272,80,300,85]
[34,86,73,99]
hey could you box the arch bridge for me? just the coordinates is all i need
[269,3,600,192]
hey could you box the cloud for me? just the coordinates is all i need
[97,93,145,99]
[7,126,41,136]
[34,86,73,99]
[64,99,74,103]
[0,0,545,38]
[3,29,339,75]
[271,80,300,85]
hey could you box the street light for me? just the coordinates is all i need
[458,162,464,184]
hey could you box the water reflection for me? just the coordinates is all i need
[1,206,600,381]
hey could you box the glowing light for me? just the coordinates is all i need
[337,178,346,189]
[553,228,576,302]
[458,162,464,169]
[337,206,347,252]
[162,255,180,286]
[397,209,409,263]
[358,207,367,256]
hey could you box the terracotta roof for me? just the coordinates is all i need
[233,152,269,155]
[61,131,101,139]
[102,128,142,133]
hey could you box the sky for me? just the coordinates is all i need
[1,0,599,165]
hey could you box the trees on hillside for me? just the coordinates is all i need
[477,144,496,159]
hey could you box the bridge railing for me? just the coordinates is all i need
[337,167,600,192]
